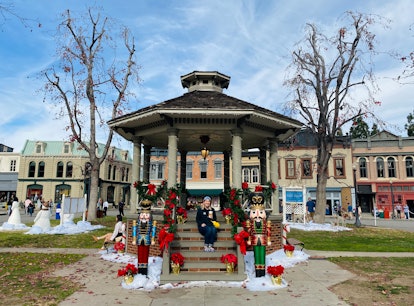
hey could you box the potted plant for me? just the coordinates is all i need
[267,265,284,285]
[117,263,138,285]
[222,208,232,224]
[283,244,295,257]
[176,207,188,224]
[220,253,237,273]
[170,252,185,274]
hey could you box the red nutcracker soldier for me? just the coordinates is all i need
[246,192,271,277]
[132,199,157,275]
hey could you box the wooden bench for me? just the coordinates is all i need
[286,238,305,251]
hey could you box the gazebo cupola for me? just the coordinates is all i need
[180,71,230,93]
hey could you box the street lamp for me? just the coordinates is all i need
[390,179,395,219]
[352,164,361,227]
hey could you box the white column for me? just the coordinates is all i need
[231,129,242,189]
[130,137,141,213]
[167,128,178,188]
[269,138,279,215]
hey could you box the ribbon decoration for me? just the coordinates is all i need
[234,230,249,255]
[147,184,157,195]
[158,227,174,251]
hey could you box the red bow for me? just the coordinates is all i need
[147,184,157,195]
[158,228,174,251]
[234,230,249,255]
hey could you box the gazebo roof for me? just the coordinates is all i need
[109,92,302,151]
[108,72,303,152]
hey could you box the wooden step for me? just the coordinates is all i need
[160,271,246,283]
[159,220,245,283]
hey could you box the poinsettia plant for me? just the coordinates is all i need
[117,263,138,277]
[267,265,284,276]
[222,208,232,216]
[176,206,187,218]
[170,252,185,266]
[283,244,295,252]
[114,241,125,252]
[220,253,237,265]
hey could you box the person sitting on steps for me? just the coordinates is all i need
[93,214,126,250]
[196,196,217,252]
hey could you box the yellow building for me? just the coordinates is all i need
[17,140,132,208]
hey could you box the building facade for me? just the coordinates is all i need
[352,131,414,216]
[17,140,132,207]
[0,144,19,206]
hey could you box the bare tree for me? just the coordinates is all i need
[284,12,388,223]
[43,9,139,221]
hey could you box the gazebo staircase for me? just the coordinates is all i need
[159,214,246,284]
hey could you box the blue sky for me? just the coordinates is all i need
[0,0,413,152]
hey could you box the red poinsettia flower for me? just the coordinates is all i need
[117,263,138,277]
[283,244,295,252]
[267,265,284,276]
[171,252,185,266]
[176,207,187,218]
[271,182,277,190]
[255,185,263,192]
[114,241,125,251]
[221,253,237,265]
[133,181,138,188]
[222,208,232,216]
[242,182,249,190]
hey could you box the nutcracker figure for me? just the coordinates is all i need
[246,192,271,277]
[132,199,157,275]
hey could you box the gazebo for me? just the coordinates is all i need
[108,71,302,214]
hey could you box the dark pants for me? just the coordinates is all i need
[198,225,217,245]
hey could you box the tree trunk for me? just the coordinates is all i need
[87,162,100,222]
[314,174,327,224]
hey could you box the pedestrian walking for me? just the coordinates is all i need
[403,204,410,220]
[118,200,125,216]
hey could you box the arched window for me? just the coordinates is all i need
[387,157,396,178]
[251,168,259,183]
[56,161,64,178]
[242,168,250,183]
[107,165,112,180]
[359,158,367,178]
[112,166,117,180]
[28,161,36,177]
[66,162,73,178]
[376,157,384,178]
[126,168,129,181]
[406,157,413,177]
[38,161,45,177]
[121,167,125,181]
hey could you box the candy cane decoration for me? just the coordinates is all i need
[282,223,290,246]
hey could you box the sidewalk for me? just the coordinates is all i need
[3,247,413,305]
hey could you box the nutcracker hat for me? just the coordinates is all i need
[248,192,265,210]
[139,198,153,212]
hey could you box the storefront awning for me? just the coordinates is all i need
[188,189,223,196]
